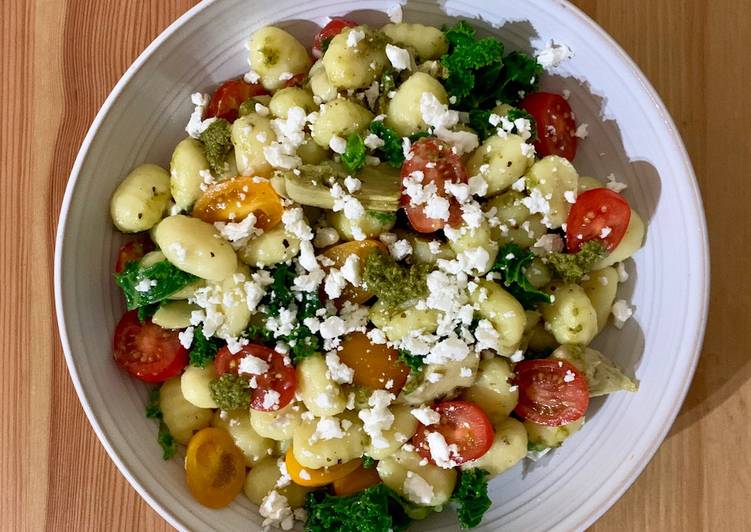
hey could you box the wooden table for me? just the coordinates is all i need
[3,0,748,529]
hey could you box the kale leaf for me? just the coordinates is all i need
[469,107,538,141]
[368,210,397,224]
[340,133,367,173]
[368,120,406,167]
[361,455,377,469]
[491,243,552,309]
[189,327,222,368]
[452,468,492,529]
[145,388,177,460]
[137,302,161,323]
[304,484,412,532]
[115,260,197,310]
[264,263,296,317]
[398,350,425,374]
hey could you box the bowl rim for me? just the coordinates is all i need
[53,0,710,530]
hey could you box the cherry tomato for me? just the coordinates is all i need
[185,427,246,508]
[412,401,494,465]
[205,79,267,123]
[113,311,187,383]
[401,137,467,233]
[513,359,589,427]
[320,239,387,305]
[332,465,382,496]
[520,92,578,160]
[192,176,283,226]
[215,344,296,412]
[285,446,362,487]
[312,18,358,57]
[565,188,631,252]
[338,331,409,392]
[114,236,155,273]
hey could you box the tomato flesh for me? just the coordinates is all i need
[312,18,358,57]
[216,344,296,412]
[319,240,387,305]
[205,79,267,123]
[401,137,467,233]
[338,331,409,392]
[113,310,187,383]
[520,92,578,161]
[412,401,494,465]
[192,177,283,225]
[185,427,246,508]
[565,188,631,252]
[513,359,589,426]
[114,236,154,273]
[333,465,382,496]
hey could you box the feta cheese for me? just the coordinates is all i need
[385,44,411,71]
[319,315,346,339]
[214,213,261,248]
[611,299,633,329]
[185,92,214,138]
[563,190,577,204]
[468,175,488,196]
[388,239,412,261]
[238,354,270,375]
[410,406,440,426]
[344,175,362,194]
[282,207,314,241]
[324,268,347,300]
[386,4,403,23]
[311,417,346,442]
[325,351,354,384]
[605,173,628,193]
[314,226,339,248]
[473,319,499,352]
[403,471,434,505]
[134,278,157,292]
[178,327,194,349]
[574,123,589,139]
[329,135,347,154]
[424,336,469,365]
[426,431,459,468]
[364,133,385,150]
[340,254,362,286]
[262,390,281,410]
[533,234,564,253]
[358,390,395,449]
[259,490,295,531]
[537,40,574,70]
[616,262,629,282]
[346,28,365,48]
[298,240,319,272]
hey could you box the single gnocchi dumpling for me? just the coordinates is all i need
[377,449,457,506]
[159,377,212,445]
[385,72,448,136]
[170,138,211,211]
[461,417,527,477]
[248,26,312,91]
[469,280,526,355]
[291,412,365,469]
[296,354,347,416]
[525,155,579,228]
[322,26,388,89]
[212,409,275,467]
[110,164,171,233]
[269,87,316,118]
[310,98,374,148]
[466,135,535,196]
[238,224,301,267]
[231,112,276,177]
[592,210,645,269]
[461,357,518,425]
[381,23,448,61]
[541,281,598,346]
[243,456,311,507]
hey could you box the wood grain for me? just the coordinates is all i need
[2,0,747,530]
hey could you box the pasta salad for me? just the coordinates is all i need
[109,11,643,531]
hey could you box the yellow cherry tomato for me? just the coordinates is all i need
[192,176,283,227]
[320,239,387,305]
[332,465,382,496]
[185,427,246,508]
[285,446,362,487]
[338,331,410,392]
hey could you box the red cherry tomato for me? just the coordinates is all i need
[312,18,358,57]
[412,401,494,465]
[513,359,589,427]
[401,137,467,233]
[565,188,631,252]
[215,344,296,412]
[114,236,154,273]
[520,92,578,160]
[113,311,188,383]
[205,79,268,122]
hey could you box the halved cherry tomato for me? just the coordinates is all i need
[114,236,154,273]
[113,311,188,383]
[185,427,246,508]
[285,446,362,487]
[205,79,268,123]
[332,465,382,496]
[412,401,494,466]
[401,137,467,233]
[513,359,589,426]
[565,188,631,252]
[215,344,296,412]
[519,92,578,160]
[312,18,358,57]
[320,239,387,305]
[192,176,283,226]
[338,331,409,392]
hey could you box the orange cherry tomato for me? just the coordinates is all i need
[285,446,362,487]
[338,331,409,392]
[185,427,246,508]
[332,465,381,496]
[191,177,283,227]
[320,240,387,305]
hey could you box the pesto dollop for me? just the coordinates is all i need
[362,249,431,308]
[546,240,608,282]
[199,118,233,175]
[209,373,250,411]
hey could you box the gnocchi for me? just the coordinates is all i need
[110,164,171,233]
[248,26,311,91]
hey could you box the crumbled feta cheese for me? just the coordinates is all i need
[185,92,214,138]
[616,262,629,282]
[263,106,307,170]
[319,315,346,339]
[134,278,157,292]
[330,183,365,221]
[358,390,395,449]
[511,177,526,192]
[537,40,574,70]
[533,233,564,253]
[424,195,451,221]
[426,431,459,468]
[262,390,281,410]
[282,207,314,241]
[367,328,387,344]
[178,327,194,349]
[340,254,362,286]
[473,319,499,351]
[574,123,589,139]
[386,4,403,23]
[605,173,628,193]
[325,351,354,384]
[364,133,385,150]
[238,354,270,375]
[510,350,525,363]
[214,213,261,248]
[244,69,260,84]
[424,336,469,365]
[521,188,553,227]
[385,44,411,71]
[388,239,413,260]
[314,226,339,248]
[611,299,633,329]
[344,175,362,194]
[346,28,365,48]
[259,490,295,531]
[600,226,612,238]
[410,406,440,426]
[324,268,347,300]
[329,135,347,154]
[564,190,577,204]
[460,367,473,378]
[563,369,576,383]
[255,102,270,116]
[403,471,434,505]
[468,175,488,196]
[311,417,346,442]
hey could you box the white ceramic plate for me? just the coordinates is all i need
[54,0,709,530]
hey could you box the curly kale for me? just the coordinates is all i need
[304,484,412,532]
[340,132,367,173]
[491,243,552,309]
[452,468,492,529]
[188,327,222,368]
[145,388,177,460]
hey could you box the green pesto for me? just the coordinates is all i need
[546,240,608,283]
[209,373,251,411]
[259,45,279,66]
[199,118,233,175]
[362,249,431,308]
[238,97,265,117]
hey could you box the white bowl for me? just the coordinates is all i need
[54,0,709,530]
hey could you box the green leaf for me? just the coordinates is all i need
[367,210,397,224]
[368,120,406,167]
[304,484,412,532]
[145,387,176,460]
[340,133,367,173]
[115,260,198,310]
[145,388,162,419]
[491,243,552,309]
[468,109,494,141]
[199,118,233,175]
[189,327,222,368]
[452,468,492,529]
[362,455,377,469]
[137,302,161,323]
[398,350,425,373]
[263,263,296,317]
